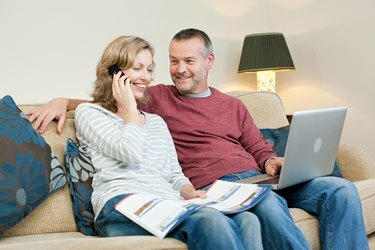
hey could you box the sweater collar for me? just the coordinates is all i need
[178,88,211,98]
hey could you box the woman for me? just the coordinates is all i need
[74,36,263,250]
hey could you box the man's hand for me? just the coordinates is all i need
[27,98,70,134]
[265,157,284,176]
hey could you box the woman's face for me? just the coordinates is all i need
[122,49,154,99]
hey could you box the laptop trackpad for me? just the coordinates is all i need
[235,174,279,184]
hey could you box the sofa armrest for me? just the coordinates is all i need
[337,144,375,182]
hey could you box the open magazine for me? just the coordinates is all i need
[115,180,271,239]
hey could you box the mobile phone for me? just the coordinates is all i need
[108,64,125,77]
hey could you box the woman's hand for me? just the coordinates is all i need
[112,71,137,110]
[180,184,207,200]
[112,71,141,125]
[193,190,207,199]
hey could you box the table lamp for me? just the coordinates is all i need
[238,32,295,92]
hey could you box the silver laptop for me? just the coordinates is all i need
[236,107,347,190]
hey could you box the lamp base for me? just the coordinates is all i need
[256,71,276,92]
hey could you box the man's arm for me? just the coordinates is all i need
[27,98,88,133]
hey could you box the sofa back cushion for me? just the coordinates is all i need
[226,91,289,129]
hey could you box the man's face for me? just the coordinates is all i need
[169,37,214,94]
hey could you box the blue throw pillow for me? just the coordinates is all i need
[260,125,342,177]
[0,95,66,236]
[65,138,98,236]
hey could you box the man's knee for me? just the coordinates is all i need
[310,177,362,212]
[317,177,358,198]
[252,190,288,213]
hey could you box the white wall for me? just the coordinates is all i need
[1,0,374,159]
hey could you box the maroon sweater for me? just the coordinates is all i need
[142,84,276,188]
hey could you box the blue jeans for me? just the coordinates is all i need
[217,170,368,250]
[95,194,263,250]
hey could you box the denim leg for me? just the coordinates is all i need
[217,170,310,249]
[169,207,262,250]
[277,176,369,250]
[95,194,151,237]
[251,191,310,249]
[230,211,263,250]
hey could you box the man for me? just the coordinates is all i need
[29,28,368,249]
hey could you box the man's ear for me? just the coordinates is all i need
[207,52,215,69]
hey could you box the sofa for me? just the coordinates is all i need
[1,91,374,250]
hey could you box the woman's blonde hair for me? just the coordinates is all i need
[91,36,155,113]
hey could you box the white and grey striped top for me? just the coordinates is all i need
[75,103,191,219]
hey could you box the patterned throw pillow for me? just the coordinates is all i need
[65,138,98,236]
[260,125,342,177]
[0,95,66,236]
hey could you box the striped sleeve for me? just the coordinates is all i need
[168,150,192,191]
[159,118,191,191]
[75,103,146,165]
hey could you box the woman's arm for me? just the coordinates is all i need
[75,104,146,165]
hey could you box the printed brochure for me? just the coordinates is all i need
[115,180,271,238]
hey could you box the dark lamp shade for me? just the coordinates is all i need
[238,32,295,73]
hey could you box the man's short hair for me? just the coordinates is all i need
[173,28,213,56]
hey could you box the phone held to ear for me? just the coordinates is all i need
[108,64,125,77]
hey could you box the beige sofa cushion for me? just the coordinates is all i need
[337,144,375,182]
[0,233,187,250]
[227,91,289,128]
[355,179,375,235]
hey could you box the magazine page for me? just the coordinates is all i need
[115,180,271,238]
[115,193,199,239]
[184,180,271,214]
